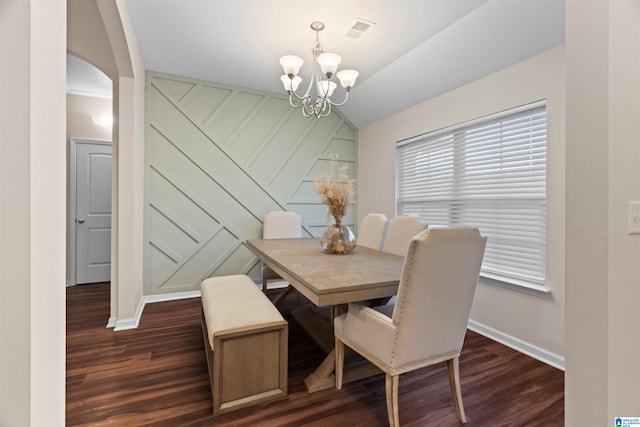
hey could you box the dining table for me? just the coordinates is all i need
[245,237,405,392]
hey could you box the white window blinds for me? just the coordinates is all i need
[397,101,547,290]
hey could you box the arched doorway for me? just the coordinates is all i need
[66,54,113,287]
[67,0,145,329]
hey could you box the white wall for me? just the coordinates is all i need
[565,0,640,424]
[0,1,67,425]
[358,46,566,363]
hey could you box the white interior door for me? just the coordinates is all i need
[75,141,112,284]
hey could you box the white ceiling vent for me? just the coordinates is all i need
[346,18,375,39]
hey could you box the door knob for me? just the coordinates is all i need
[77,219,85,223]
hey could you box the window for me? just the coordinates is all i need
[396,101,548,295]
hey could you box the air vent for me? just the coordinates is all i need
[346,18,375,39]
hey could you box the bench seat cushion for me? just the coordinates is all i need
[201,275,284,350]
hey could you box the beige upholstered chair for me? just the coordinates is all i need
[261,211,302,291]
[357,213,389,250]
[382,215,426,256]
[334,228,487,426]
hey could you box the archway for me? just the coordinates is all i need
[67,0,144,329]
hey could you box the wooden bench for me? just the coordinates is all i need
[200,275,288,416]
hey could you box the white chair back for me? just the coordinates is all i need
[263,211,301,239]
[357,213,389,250]
[334,227,486,425]
[383,215,426,256]
[391,227,486,366]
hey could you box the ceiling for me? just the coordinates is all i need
[67,0,565,127]
[67,54,113,99]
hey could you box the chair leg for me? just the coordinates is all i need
[447,357,467,423]
[385,374,400,427]
[335,337,345,390]
[261,263,269,291]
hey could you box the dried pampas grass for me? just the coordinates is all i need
[314,157,355,224]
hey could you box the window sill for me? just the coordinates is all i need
[479,275,551,298]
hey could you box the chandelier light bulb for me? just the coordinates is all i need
[280,75,302,92]
[317,80,337,98]
[317,53,342,77]
[336,69,359,89]
[279,55,303,77]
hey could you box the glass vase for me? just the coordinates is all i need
[320,219,356,255]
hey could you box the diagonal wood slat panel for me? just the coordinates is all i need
[144,72,358,294]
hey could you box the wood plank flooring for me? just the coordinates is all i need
[66,283,564,426]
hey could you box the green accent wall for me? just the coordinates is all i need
[144,71,358,294]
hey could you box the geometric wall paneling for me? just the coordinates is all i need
[144,72,358,294]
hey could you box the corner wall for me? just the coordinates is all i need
[358,46,566,363]
[565,0,640,423]
[0,1,67,425]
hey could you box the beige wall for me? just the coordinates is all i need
[358,46,566,362]
[565,0,640,424]
[67,93,112,141]
[0,1,67,425]
[108,0,146,329]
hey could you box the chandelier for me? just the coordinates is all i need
[279,21,359,118]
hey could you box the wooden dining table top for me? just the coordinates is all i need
[246,238,405,307]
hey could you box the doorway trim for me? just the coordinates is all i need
[69,137,112,286]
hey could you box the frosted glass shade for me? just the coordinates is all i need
[337,69,359,89]
[279,55,303,76]
[317,80,337,97]
[281,75,302,92]
[317,53,341,76]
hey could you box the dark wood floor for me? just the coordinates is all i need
[66,283,564,426]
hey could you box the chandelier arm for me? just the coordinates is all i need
[287,89,308,101]
[319,101,332,118]
[286,76,314,101]
[300,63,317,100]
[288,94,307,109]
[317,78,330,101]
[302,103,315,118]
[302,99,316,117]
[326,90,350,107]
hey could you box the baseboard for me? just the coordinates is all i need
[467,319,565,371]
[143,289,201,304]
[106,316,117,328]
[111,290,201,331]
[110,284,265,331]
[113,297,146,331]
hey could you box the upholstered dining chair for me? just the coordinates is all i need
[334,228,487,426]
[261,211,302,291]
[382,215,426,256]
[357,213,389,250]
